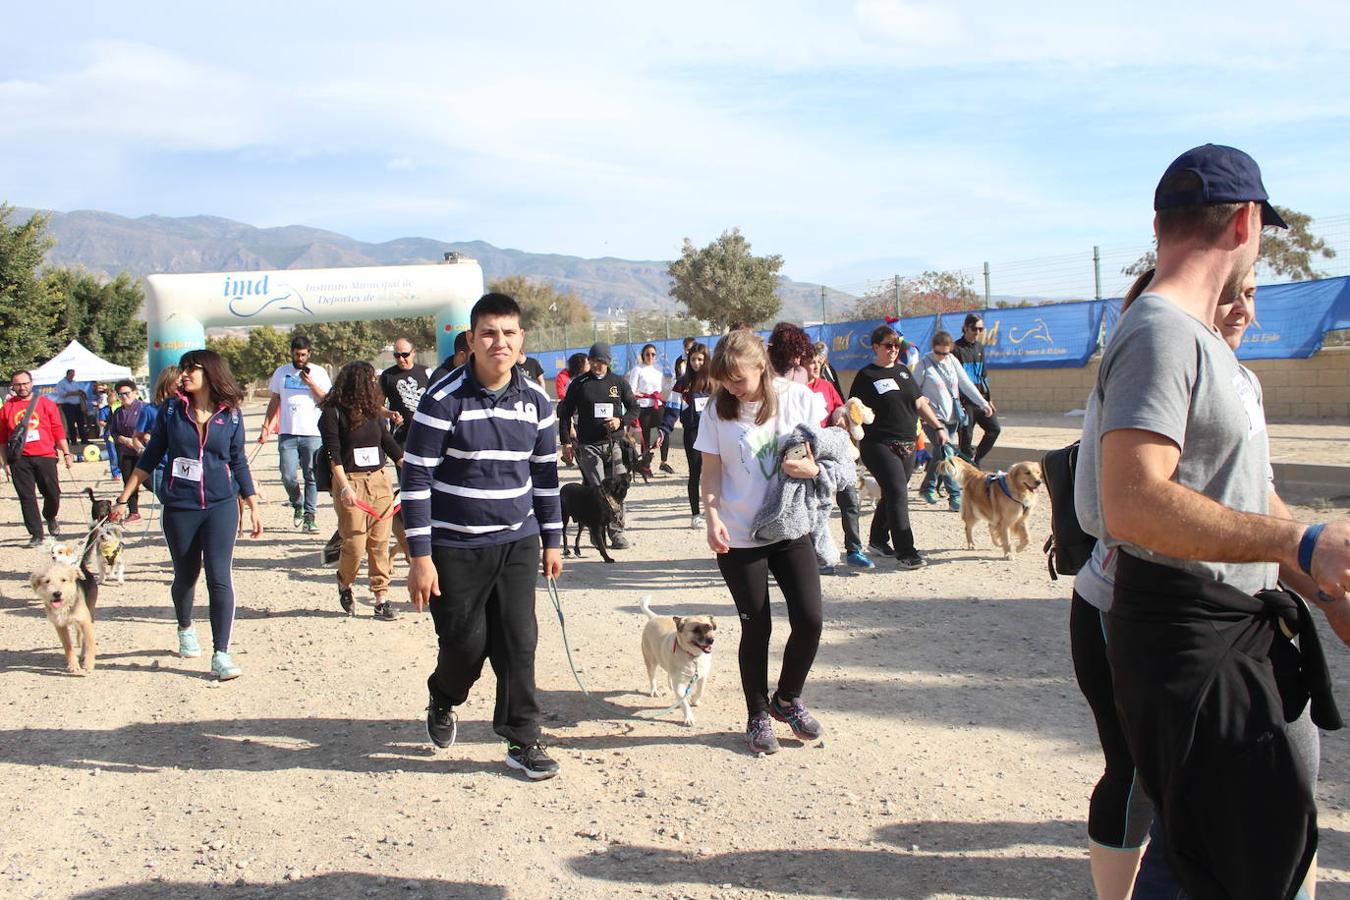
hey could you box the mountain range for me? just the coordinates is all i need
[15,207,858,323]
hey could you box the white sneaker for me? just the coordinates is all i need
[690,514,705,529]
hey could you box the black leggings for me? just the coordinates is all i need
[860,438,917,556]
[715,535,823,716]
[1069,591,1153,849]
[958,402,1001,466]
[683,437,702,515]
[637,407,663,462]
[162,501,240,653]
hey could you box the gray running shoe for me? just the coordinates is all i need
[769,694,824,740]
[746,712,780,755]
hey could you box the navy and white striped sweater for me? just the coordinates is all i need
[400,362,562,556]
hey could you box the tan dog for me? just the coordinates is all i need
[947,457,1044,559]
[639,595,716,726]
[30,560,99,673]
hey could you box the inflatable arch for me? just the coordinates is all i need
[142,259,485,381]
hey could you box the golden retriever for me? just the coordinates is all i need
[946,457,1044,559]
[30,560,99,673]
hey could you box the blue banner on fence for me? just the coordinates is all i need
[1099,274,1350,360]
[537,276,1349,380]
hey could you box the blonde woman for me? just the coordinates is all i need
[695,330,828,754]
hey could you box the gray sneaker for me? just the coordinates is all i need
[770,694,824,740]
[746,712,780,755]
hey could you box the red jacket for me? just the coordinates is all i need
[808,378,843,428]
[0,394,66,458]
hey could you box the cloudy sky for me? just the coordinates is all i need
[4,1,1349,293]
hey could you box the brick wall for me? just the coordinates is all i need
[839,346,1350,421]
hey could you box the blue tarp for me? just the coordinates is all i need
[536,276,1350,378]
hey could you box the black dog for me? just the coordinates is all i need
[618,433,652,486]
[84,487,113,523]
[561,477,625,563]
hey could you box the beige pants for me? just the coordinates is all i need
[335,469,394,598]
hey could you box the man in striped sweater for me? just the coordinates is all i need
[403,292,565,781]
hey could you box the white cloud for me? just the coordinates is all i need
[3,3,1349,282]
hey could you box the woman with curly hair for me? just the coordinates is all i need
[767,322,814,384]
[320,361,404,620]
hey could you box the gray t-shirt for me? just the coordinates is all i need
[1076,293,1276,596]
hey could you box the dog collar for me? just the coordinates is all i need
[987,472,1030,512]
[673,636,699,658]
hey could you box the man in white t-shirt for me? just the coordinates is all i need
[259,334,331,532]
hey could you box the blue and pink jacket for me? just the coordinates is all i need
[137,394,256,509]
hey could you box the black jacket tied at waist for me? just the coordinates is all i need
[1107,551,1340,900]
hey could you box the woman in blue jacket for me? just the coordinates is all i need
[113,350,262,680]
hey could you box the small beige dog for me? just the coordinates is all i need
[946,457,1044,558]
[30,559,99,673]
[640,595,716,725]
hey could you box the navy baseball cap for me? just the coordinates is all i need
[1154,144,1287,228]
[588,342,612,363]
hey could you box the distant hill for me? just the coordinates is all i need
[16,208,857,323]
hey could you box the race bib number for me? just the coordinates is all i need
[1233,373,1266,439]
[874,378,899,394]
[637,397,655,408]
[693,397,708,412]
[172,457,203,482]
[353,446,380,467]
[593,403,614,418]
[25,426,40,443]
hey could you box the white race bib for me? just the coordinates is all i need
[637,397,655,408]
[593,403,614,418]
[1233,373,1266,439]
[693,397,709,412]
[874,378,899,394]
[353,446,380,468]
[172,457,203,482]
[25,426,40,443]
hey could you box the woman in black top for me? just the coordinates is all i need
[320,361,404,620]
[848,325,948,569]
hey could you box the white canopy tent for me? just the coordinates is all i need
[30,340,133,386]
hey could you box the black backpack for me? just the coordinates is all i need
[1040,440,1096,580]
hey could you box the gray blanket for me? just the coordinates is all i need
[749,423,857,566]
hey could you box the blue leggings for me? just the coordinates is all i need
[162,502,240,652]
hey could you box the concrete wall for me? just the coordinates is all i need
[841,346,1350,421]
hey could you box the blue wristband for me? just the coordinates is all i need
[1298,523,1326,576]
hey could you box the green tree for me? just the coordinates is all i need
[0,205,63,374]
[206,334,249,381]
[374,316,437,352]
[1122,205,1335,281]
[43,268,147,370]
[1261,207,1336,280]
[488,274,593,331]
[668,228,783,331]
[236,326,291,384]
[297,320,389,370]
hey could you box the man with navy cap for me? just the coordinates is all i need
[556,342,638,549]
[1080,144,1350,897]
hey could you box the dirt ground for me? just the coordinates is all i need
[2,404,1348,900]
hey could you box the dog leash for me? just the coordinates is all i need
[545,577,698,720]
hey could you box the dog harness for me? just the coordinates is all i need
[986,472,1030,513]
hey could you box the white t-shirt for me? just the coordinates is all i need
[693,378,824,548]
[268,362,332,436]
[627,364,665,407]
